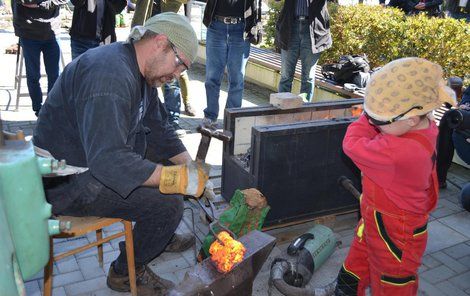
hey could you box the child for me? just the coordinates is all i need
[334,57,456,296]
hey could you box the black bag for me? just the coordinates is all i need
[321,55,371,85]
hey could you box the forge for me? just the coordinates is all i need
[166,230,276,296]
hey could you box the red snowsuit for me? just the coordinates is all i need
[336,115,439,296]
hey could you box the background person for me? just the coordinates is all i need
[12,0,67,116]
[275,0,332,102]
[69,0,126,59]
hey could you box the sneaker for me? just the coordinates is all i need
[164,233,195,252]
[171,122,186,138]
[107,264,174,296]
[202,117,218,129]
[184,102,196,117]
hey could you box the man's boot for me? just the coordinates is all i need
[107,264,175,296]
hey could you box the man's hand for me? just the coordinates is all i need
[159,161,210,197]
[414,2,425,10]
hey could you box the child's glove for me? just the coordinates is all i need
[159,161,210,198]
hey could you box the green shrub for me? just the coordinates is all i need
[263,4,470,84]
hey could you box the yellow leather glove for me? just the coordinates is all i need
[159,161,210,198]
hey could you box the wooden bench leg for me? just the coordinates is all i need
[43,237,54,296]
[96,229,104,267]
[123,221,137,296]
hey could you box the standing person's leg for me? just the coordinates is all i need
[20,37,43,115]
[278,22,301,94]
[204,20,228,123]
[131,0,153,27]
[179,72,196,116]
[42,37,61,94]
[163,80,185,137]
[225,22,250,109]
[70,37,100,60]
[298,21,320,102]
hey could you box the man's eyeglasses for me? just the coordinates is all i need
[169,42,189,71]
[365,105,424,126]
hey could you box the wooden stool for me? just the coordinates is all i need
[43,217,137,296]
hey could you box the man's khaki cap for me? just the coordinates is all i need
[128,12,198,64]
[364,57,456,121]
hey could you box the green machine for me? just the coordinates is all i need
[0,118,69,295]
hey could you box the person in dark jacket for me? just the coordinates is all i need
[381,0,443,17]
[445,0,469,21]
[12,0,67,116]
[201,0,258,126]
[275,0,332,102]
[69,0,126,59]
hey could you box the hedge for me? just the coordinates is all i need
[263,3,470,85]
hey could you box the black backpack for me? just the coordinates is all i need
[321,55,371,85]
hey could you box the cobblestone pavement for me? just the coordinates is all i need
[1,25,469,296]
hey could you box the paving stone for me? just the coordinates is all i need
[419,278,448,296]
[425,220,468,254]
[150,256,191,274]
[449,271,470,290]
[159,272,179,286]
[444,242,470,259]
[102,250,120,265]
[440,199,465,212]
[431,251,468,273]
[436,281,469,296]
[89,288,131,296]
[440,211,470,238]
[431,206,458,219]
[422,254,442,269]
[77,255,106,280]
[51,286,67,296]
[74,242,114,260]
[24,280,41,296]
[460,255,470,268]
[64,276,108,295]
[37,270,84,289]
[173,266,193,283]
[55,255,80,274]
[420,265,456,283]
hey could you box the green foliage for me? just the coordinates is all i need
[263,0,284,50]
[263,3,470,84]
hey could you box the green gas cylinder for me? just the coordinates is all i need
[0,136,65,282]
[302,224,337,272]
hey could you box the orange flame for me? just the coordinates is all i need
[209,231,246,273]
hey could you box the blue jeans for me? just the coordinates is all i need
[278,19,321,102]
[71,37,100,60]
[204,20,250,121]
[20,37,60,112]
[163,79,181,124]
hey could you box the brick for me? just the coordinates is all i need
[269,92,303,109]
[460,255,470,268]
[436,281,469,296]
[51,286,67,296]
[449,271,470,290]
[77,255,106,280]
[420,265,456,283]
[38,270,84,289]
[64,276,108,295]
[431,251,468,273]
[444,243,470,259]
